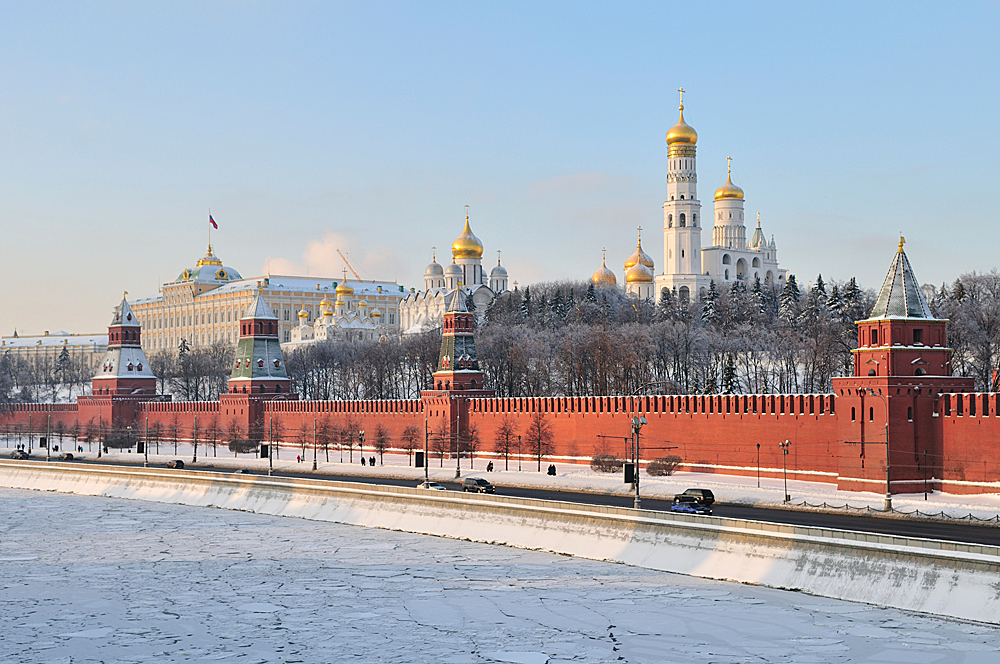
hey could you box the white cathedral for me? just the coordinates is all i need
[399,208,511,333]
[593,91,786,302]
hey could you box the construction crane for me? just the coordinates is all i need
[336,249,363,281]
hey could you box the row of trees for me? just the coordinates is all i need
[0,410,557,470]
[7,270,1000,405]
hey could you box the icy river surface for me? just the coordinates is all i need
[0,487,997,663]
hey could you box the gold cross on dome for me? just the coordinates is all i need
[465,204,470,222]
[727,156,732,175]
[678,87,685,107]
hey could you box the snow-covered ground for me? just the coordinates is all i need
[1,487,997,664]
[8,436,1000,522]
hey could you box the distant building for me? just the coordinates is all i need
[283,280,390,349]
[130,245,406,351]
[0,331,107,373]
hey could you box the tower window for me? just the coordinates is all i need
[913,329,923,344]
[692,214,697,226]
[851,407,856,422]
[680,195,684,200]
[871,329,878,345]
[681,249,685,258]
[680,213,686,227]
[668,214,673,228]
[869,407,874,422]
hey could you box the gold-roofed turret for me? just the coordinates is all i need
[625,262,654,284]
[623,227,655,270]
[297,307,309,320]
[714,156,745,201]
[452,205,484,259]
[591,249,618,286]
[665,88,698,152]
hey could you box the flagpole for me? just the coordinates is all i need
[208,208,212,250]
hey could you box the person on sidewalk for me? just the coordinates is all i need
[361,457,366,466]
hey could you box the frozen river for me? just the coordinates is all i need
[0,488,997,663]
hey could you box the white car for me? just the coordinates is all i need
[416,481,447,491]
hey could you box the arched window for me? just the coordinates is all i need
[851,407,856,422]
[869,407,874,421]
[680,195,684,200]
[915,367,927,376]
[718,212,722,220]
[722,254,731,265]
[679,213,686,227]
[724,269,729,280]
[692,214,697,226]
[678,286,690,304]
[752,257,760,267]
[668,214,673,228]
[868,369,876,376]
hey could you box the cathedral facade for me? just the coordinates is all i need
[399,209,511,333]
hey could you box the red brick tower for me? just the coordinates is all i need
[421,289,494,471]
[92,295,157,396]
[219,292,295,439]
[833,239,972,499]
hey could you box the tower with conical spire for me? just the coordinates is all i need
[832,240,973,495]
[92,295,157,396]
[227,291,290,395]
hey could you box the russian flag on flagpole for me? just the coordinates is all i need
[209,214,218,229]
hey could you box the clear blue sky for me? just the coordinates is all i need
[2,2,998,333]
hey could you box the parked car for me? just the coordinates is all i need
[416,481,447,490]
[670,494,713,515]
[462,477,495,494]
[10,450,29,460]
[57,453,75,461]
[165,460,185,469]
[235,468,253,474]
[676,488,715,506]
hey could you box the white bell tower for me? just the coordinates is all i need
[655,89,710,304]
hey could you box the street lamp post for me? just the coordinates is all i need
[631,416,646,509]
[46,414,51,462]
[268,418,274,476]
[358,430,365,465]
[517,435,521,471]
[866,388,892,511]
[923,448,928,500]
[312,416,318,471]
[423,416,430,485]
[779,440,790,502]
[756,442,760,488]
[144,415,149,467]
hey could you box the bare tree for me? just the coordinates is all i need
[463,422,481,469]
[205,414,220,457]
[524,411,554,472]
[374,423,391,466]
[226,418,243,457]
[493,416,518,471]
[168,413,182,455]
[400,425,420,465]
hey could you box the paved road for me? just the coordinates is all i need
[12,456,1000,547]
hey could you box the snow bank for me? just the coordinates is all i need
[2,460,998,624]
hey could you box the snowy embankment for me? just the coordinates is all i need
[2,460,998,624]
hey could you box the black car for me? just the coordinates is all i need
[10,450,29,460]
[676,488,715,506]
[58,453,75,461]
[462,477,495,494]
[670,494,713,515]
[235,468,253,474]
[166,460,185,469]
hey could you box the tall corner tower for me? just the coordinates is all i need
[92,295,157,396]
[656,89,707,303]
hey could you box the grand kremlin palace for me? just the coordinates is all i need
[130,245,407,351]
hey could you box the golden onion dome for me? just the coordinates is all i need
[297,308,309,319]
[371,308,382,318]
[591,251,618,286]
[325,306,336,316]
[357,299,368,308]
[714,172,744,201]
[624,232,654,270]
[319,296,332,309]
[452,212,484,259]
[335,282,354,296]
[625,262,654,284]
[665,105,697,146]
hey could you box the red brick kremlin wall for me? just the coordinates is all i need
[4,388,1000,495]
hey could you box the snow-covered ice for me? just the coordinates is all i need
[1,488,998,663]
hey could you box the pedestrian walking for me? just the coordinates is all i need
[361,457,366,466]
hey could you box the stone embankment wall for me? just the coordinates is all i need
[2,460,997,624]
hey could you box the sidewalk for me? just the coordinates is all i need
[7,440,1000,521]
